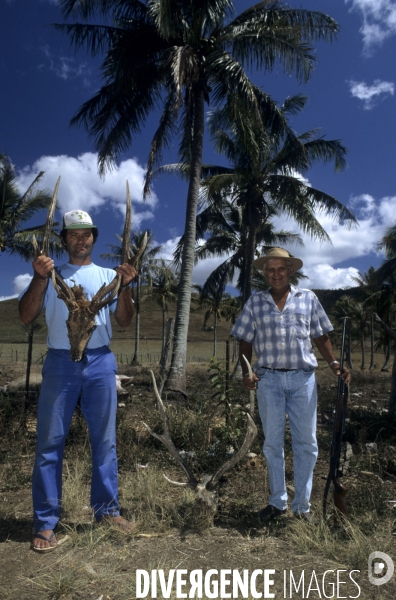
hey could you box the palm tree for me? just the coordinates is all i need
[199,94,356,303]
[149,259,179,352]
[194,278,231,358]
[376,224,396,283]
[221,295,242,361]
[353,265,396,371]
[174,197,304,299]
[101,230,161,363]
[333,295,370,370]
[57,0,340,394]
[0,154,63,258]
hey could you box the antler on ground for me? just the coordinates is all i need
[143,368,257,507]
[143,371,198,488]
[205,355,257,491]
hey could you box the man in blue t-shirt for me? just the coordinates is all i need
[19,209,137,551]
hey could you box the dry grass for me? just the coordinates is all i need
[1,361,396,599]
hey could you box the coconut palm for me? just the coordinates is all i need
[57,0,340,394]
[101,230,161,363]
[376,224,396,284]
[333,295,371,370]
[353,265,396,370]
[175,197,305,297]
[193,269,232,358]
[0,154,63,258]
[198,94,356,303]
[149,259,179,352]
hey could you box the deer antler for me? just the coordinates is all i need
[42,177,60,257]
[130,231,148,267]
[35,178,137,361]
[121,181,132,264]
[143,371,199,488]
[205,355,257,491]
[32,176,60,258]
[144,367,257,504]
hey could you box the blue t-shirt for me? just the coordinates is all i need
[20,262,118,350]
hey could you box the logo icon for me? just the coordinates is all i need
[368,551,394,585]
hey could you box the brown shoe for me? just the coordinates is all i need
[258,505,286,523]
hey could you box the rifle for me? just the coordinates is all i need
[323,317,349,523]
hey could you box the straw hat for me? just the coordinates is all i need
[253,247,303,272]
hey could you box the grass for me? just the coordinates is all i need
[0,295,236,366]
[1,303,396,598]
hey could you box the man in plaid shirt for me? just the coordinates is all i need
[231,248,350,523]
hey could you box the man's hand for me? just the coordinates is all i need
[333,363,351,385]
[243,371,259,391]
[32,255,54,280]
[115,264,137,288]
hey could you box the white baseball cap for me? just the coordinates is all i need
[62,209,97,229]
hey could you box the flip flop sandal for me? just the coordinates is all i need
[32,531,70,553]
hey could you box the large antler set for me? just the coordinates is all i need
[33,178,147,361]
[143,356,257,508]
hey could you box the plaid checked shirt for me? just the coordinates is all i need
[231,285,333,370]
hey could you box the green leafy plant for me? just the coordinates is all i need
[208,357,245,452]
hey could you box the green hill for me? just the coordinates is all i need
[0,294,236,364]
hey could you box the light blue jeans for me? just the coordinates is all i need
[32,347,119,532]
[256,367,318,514]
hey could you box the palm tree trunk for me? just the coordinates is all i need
[165,89,205,395]
[369,313,375,370]
[24,326,34,421]
[360,324,365,370]
[159,318,174,394]
[161,300,167,352]
[347,323,353,369]
[243,208,257,304]
[213,312,217,357]
[389,346,396,416]
[132,275,141,364]
[382,334,391,371]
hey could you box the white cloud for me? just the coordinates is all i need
[17,152,158,230]
[158,237,181,262]
[0,273,33,301]
[269,193,394,289]
[154,192,394,293]
[305,265,360,290]
[14,273,33,295]
[346,0,396,52]
[348,79,395,109]
[39,45,92,87]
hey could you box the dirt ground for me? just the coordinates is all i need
[1,361,396,599]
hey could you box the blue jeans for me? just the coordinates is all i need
[32,347,119,532]
[256,367,318,514]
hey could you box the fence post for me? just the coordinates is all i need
[225,340,230,398]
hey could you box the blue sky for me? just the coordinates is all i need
[1,0,396,299]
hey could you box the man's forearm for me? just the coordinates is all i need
[114,287,135,328]
[314,334,337,364]
[19,275,48,324]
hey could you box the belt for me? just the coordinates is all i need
[261,366,295,372]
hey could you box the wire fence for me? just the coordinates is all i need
[0,342,235,366]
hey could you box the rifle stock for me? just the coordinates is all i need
[323,318,349,523]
